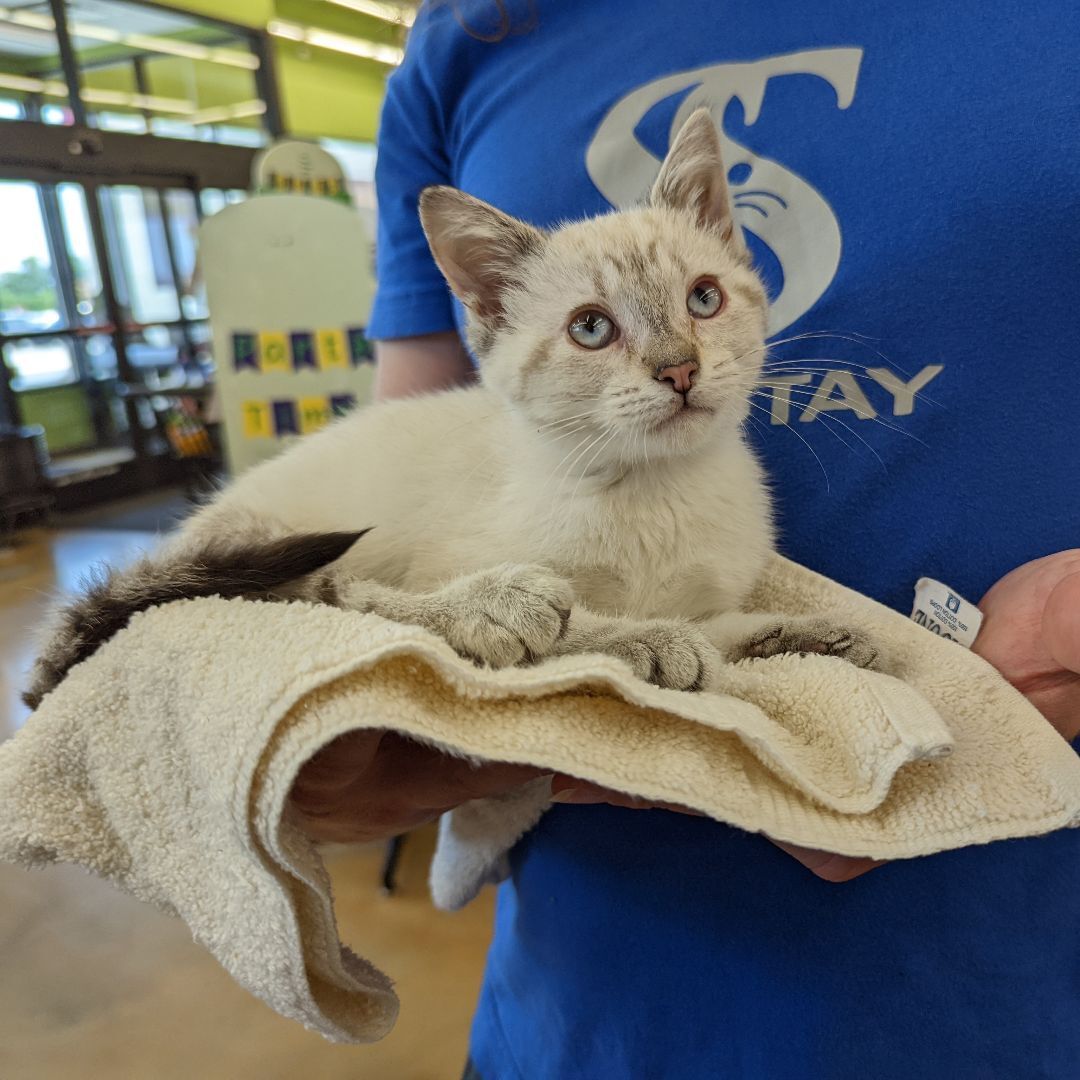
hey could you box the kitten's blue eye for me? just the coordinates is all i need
[568,309,617,349]
[688,279,725,318]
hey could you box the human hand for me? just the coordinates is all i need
[555,551,1080,882]
[970,549,1080,742]
[288,730,547,844]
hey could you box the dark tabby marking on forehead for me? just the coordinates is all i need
[520,338,552,386]
[581,244,699,338]
[23,530,367,710]
[614,247,690,286]
[604,251,636,282]
[587,262,607,302]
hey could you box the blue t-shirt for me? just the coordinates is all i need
[370,2,1080,1076]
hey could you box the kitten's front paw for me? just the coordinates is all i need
[734,617,882,670]
[437,564,574,668]
[581,621,715,692]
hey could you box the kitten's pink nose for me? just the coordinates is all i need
[656,360,698,394]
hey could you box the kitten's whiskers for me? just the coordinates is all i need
[535,410,598,433]
[535,424,614,550]
[744,398,832,493]
[543,423,591,445]
[764,330,946,407]
[750,388,885,471]
[569,425,620,506]
[548,430,601,484]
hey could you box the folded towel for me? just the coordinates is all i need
[2,554,1078,1043]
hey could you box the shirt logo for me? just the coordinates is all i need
[586,48,864,336]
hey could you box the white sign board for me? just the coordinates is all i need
[199,194,375,474]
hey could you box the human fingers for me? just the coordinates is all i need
[1044,570,1080,677]
[549,774,703,816]
[769,838,882,882]
[290,731,545,843]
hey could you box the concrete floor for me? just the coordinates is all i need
[0,524,492,1079]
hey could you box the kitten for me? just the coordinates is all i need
[24,110,879,710]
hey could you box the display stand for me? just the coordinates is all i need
[198,192,375,475]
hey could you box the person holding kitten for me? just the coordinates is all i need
[291,2,1080,1077]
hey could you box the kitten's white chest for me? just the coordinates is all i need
[516,448,771,621]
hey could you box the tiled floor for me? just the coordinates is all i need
[0,525,493,1079]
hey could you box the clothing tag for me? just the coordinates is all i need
[911,578,984,647]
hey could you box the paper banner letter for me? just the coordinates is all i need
[299,396,332,434]
[347,327,373,365]
[330,393,357,417]
[241,400,272,439]
[258,331,291,374]
[232,332,258,372]
[289,331,317,371]
[272,399,299,436]
[316,329,349,371]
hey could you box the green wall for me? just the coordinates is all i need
[1,0,394,142]
[171,0,275,23]
[274,41,387,142]
[170,0,394,141]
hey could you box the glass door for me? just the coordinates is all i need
[0,176,245,470]
[0,0,273,500]
[98,183,213,387]
[0,178,116,455]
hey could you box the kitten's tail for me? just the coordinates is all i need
[23,530,368,710]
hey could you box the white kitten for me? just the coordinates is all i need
[26,110,879,709]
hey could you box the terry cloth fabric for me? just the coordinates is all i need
[2,554,1079,1044]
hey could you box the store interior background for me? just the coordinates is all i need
[0,3,494,1077]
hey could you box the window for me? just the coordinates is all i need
[0,5,73,124]
[199,188,247,218]
[0,0,268,147]
[70,0,267,147]
[100,186,181,323]
[0,182,64,336]
[0,2,270,473]
[4,336,78,390]
[57,183,106,326]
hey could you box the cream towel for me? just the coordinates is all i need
[2,554,1079,1043]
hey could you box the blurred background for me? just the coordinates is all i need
[0,3,496,1077]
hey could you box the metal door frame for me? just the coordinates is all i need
[0,0,281,496]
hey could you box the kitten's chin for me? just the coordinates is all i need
[640,404,724,458]
[647,403,714,433]
[643,401,747,460]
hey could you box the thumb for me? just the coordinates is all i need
[1044,571,1080,675]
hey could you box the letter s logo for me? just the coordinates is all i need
[586,48,864,335]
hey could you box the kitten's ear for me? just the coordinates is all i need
[651,108,744,252]
[419,187,544,321]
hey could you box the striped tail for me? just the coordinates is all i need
[23,530,368,710]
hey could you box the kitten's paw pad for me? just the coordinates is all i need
[440,564,574,668]
[736,618,882,670]
[593,622,715,691]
